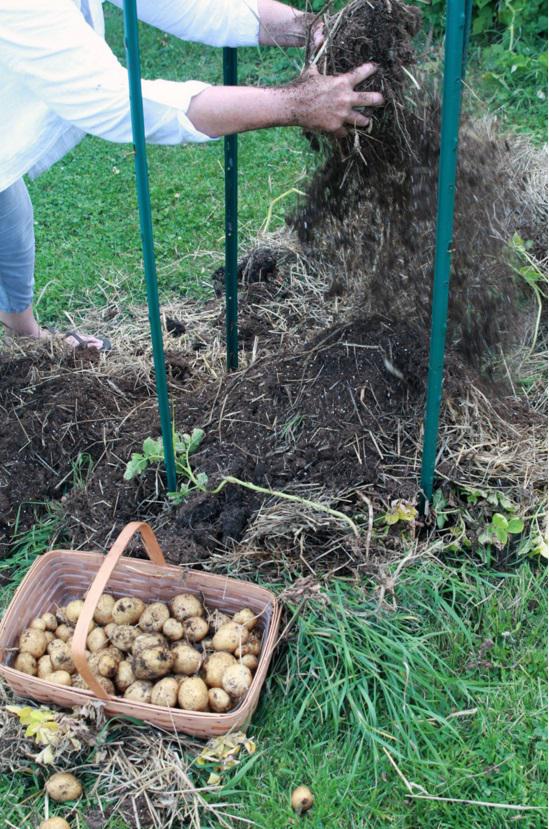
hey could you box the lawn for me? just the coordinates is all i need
[0,4,547,829]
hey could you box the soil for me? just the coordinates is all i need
[0,314,431,561]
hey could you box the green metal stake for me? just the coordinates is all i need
[420,0,471,504]
[122,0,177,492]
[223,47,239,371]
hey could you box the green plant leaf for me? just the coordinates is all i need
[491,513,509,531]
[124,453,148,480]
[188,428,205,454]
[507,517,525,534]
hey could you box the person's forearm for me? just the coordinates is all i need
[187,86,294,137]
[257,0,314,47]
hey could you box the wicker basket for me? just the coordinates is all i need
[0,521,281,737]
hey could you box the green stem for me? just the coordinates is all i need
[210,476,360,537]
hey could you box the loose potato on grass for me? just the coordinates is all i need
[14,652,37,675]
[208,687,232,713]
[39,818,72,829]
[124,680,153,703]
[178,677,209,711]
[139,602,170,632]
[45,771,82,802]
[222,664,252,699]
[171,643,202,675]
[184,616,209,643]
[212,622,249,654]
[109,624,139,652]
[112,597,145,626]
[86,627,108,653]
[291,785,314,814]
[19,628,48,658]
[94,593,115,625]
[204,652,236,688]
[162,618,184,641]
[151,677,179,707]
[115,660,136,692]
[133,645,174,680]
[170,593,204,622]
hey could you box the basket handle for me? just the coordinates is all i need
[72,521,166,700]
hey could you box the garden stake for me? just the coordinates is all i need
[420,0,471,505]
[224,47,239,371]
[122,0,177,491]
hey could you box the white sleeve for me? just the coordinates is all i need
[107,0,260,48]
[0,0,213,145]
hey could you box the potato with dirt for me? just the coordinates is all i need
[178,676,209,711]
[212,622,248,654]
[171,642,202,675]
[132,632,166,656]
[124,680,153,703]
[204,652,236,688]
[41,612,58,631]
[139,602,170,632]
[94,593,115,625]
[86,626,108,653]
[162,618,184,641]
[19,628,48,658]
[39,818,72,829]
[47,670,73,686]
[208,687,232,713]
[14,652,37,675]
[222,664,252,699]
[115,660,136,692]
[109,624,139,652]
[112,596,145,625]
[45,771,82,802]
[151,677,179,707]
[170,593,204,621]
[233,608,258,631]
[48,640,75,673]
[133,644,174,680]
[183,615,209,643]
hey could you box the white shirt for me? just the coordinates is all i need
[0,0,260,191]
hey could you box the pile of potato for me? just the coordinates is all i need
[13,593,262,713]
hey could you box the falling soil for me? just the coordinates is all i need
[290,0,534,366]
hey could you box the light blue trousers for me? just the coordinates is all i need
[0,178,35,313]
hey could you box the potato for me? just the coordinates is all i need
[45,771,82,802]
[171,643,202,675]
[208,687,232,713]
[41,612,58,631]
[115,660,136,692]
[208,609,231,632]
[65,600,85,625]
[55,624,73,643]
[184,616,209,643]
[222,664,252,699]
[86,627,108,653]
[56,605,68,624]
[151,677,179,707]
[162,618,184,641]
[14,652,37,675]
[38,655,54,678]
[170,593,204,622]
[212,623,248,654]
[30,617,47,631]
[177,677,209,711]
[112,597,145,625]
[19,628,48,658]
[204,652,236,688]
[97,651,118,678]
[109,624,139,652]
[245,633,262,657]
[39,818,71,829]
[47,670,72,686]
[291,785,314,814]
[94,593,115,625]
[124,680,153,703]
[201,637,214,652]
[233,608,257,631]
[139,602,170,633]
[49,641,75,673]
[104,622,116,640]
[44,631,55,644]
[133,645,174,680]
[96,676,115,695]
[132,632,166,656]
[241,654,258,671]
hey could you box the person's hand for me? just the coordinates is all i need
[310,19,324,50]
[291,62,383,137]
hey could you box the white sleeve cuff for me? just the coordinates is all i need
[141,79,215,143]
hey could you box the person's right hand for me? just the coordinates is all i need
[291,62,383,137]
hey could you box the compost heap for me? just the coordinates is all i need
[0,0,546,573]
